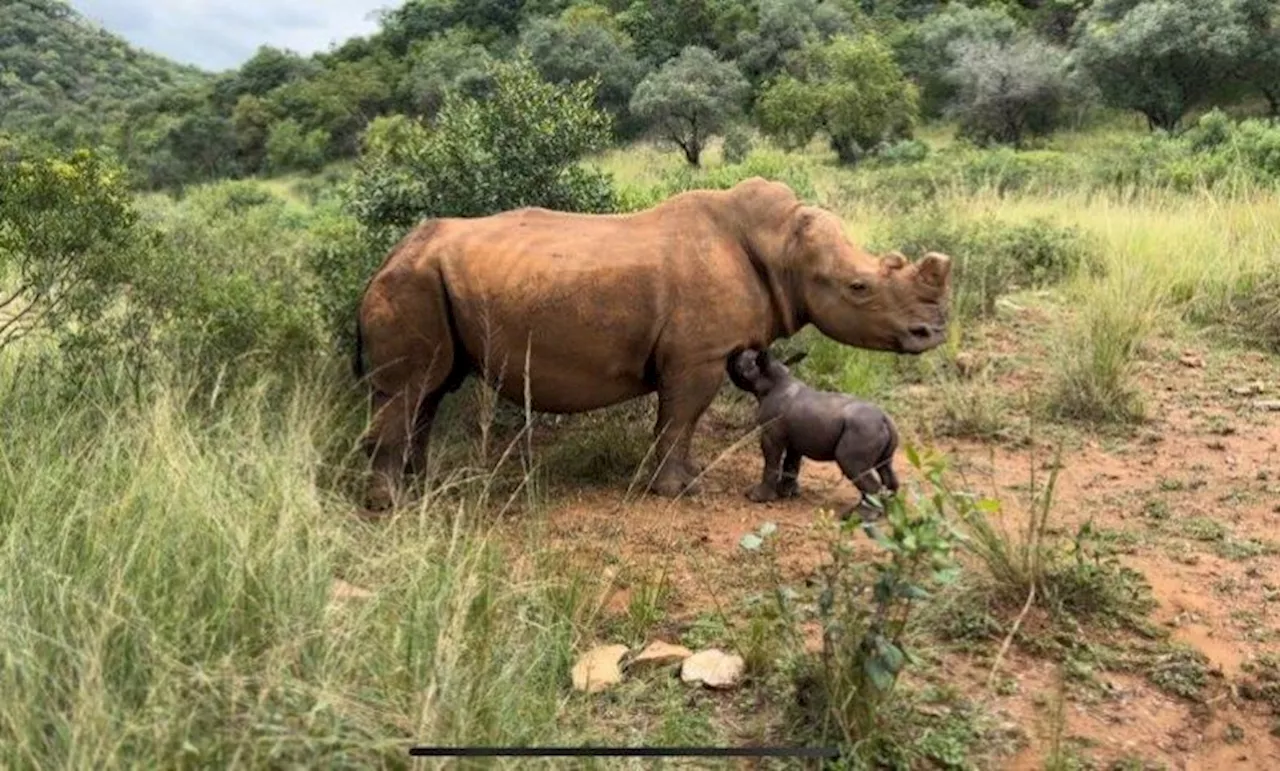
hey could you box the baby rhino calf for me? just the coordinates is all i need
[727,347,900,520]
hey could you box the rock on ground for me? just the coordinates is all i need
[571,644,629,693]
[627,641,693,673]
[680,648,745,689]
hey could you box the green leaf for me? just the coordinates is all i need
[739,533,764,551]
[758,521,778,538]
[863,655,895,692]
[976,497,1002,514]
[905,443,922,469]
[876,638,906,674]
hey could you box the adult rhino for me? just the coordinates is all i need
[353,177,951,511]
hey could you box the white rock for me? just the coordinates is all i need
[627,641,693,673]
[571,644,629,693]
[680,648,745,689]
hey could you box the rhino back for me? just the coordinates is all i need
[422,205,774,411]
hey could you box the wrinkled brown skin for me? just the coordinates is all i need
[727,347,900,521]
[353,176,952,512]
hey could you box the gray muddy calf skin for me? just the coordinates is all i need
[726,346,900,520]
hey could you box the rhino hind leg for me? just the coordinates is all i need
[358,310,462,513]
[649,364,723,498]
[834,431,885,521]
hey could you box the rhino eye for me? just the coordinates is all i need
[849,280,869,293]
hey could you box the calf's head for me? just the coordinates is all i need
[727,347,808,398]
[788,207,951,355]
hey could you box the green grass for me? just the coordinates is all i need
[0,360,611,767]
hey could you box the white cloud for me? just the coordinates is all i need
[66,0,395,71]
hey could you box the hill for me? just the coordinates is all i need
[0,0,208,145]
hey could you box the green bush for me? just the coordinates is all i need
[654,147,820,203]
[0,145,146,355]
[873,209,1099,319]
[348,55,618,234]
[721,124,754,165]
[846,146,1081,210]
[305,208,398,356]
[108,180,326,397]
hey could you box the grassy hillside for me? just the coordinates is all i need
[0,0,207,144]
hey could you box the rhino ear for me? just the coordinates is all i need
[917,251,952,288]
[782,351,808,367]
[882,251,907,273]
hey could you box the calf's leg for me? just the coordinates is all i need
[746,429,787,502]
[833,431,886,521]
[776,449,803,498]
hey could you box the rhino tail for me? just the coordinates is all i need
[353,314,366,381]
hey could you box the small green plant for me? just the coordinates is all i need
[792,445,963,762]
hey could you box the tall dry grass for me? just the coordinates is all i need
[0,358,608,768]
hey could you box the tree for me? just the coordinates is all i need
[520,13,649,138]
[264,119,328,173]
[943,36,1078,146]
[1235,0,1280,117]
[615,0,750,64]
[348,55,616,233]
[732,0,854,86]
[756,34,920,165]
[267,55,400,158]
[400,28,495,119]
[0,145,145,352]
[210,45,318,111]
[231,94,276,174]
[890,4,1021,119]
[1070,0,1252,131]
[629,46,750,166]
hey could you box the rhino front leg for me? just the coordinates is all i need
[650,364,723,498]
[747,431,785,503]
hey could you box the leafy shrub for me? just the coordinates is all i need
[845,146,1082,210]
[348,55,618,234]
[757,33,920,165]
[944,36,1078,147]
[109,180,326,396]
[721,124,754,165]
[875,138,930,165]
[264,118,328,174]
[0,145,146,355]
[874,209,1100,318]
[305,209,398,356]
[789,448,963,762]
[657,147,819,203]
[629,46,751,167]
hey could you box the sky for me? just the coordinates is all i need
[67,0,395,72]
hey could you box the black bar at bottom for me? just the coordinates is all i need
[408,746,840,758]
